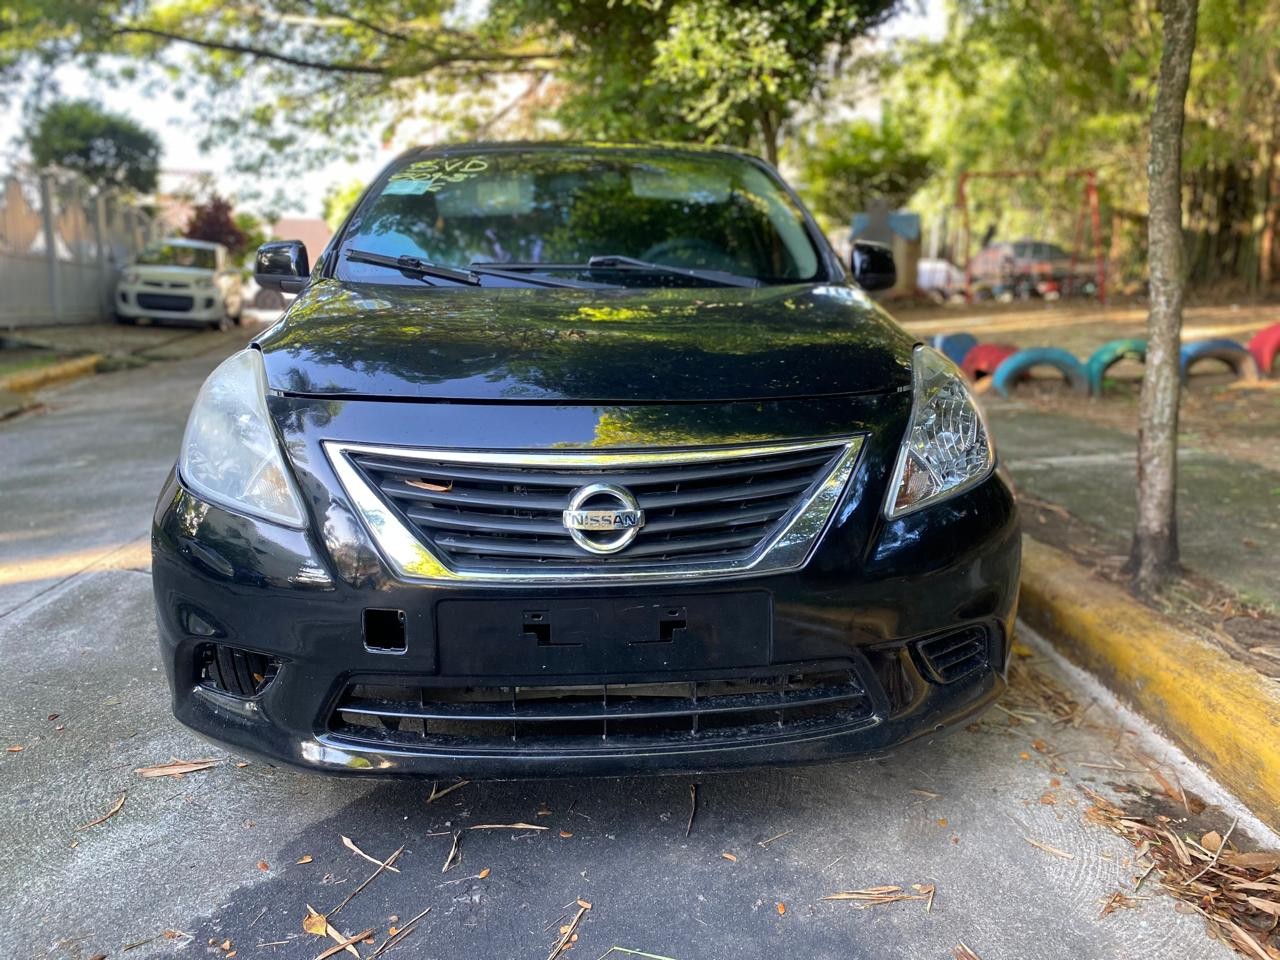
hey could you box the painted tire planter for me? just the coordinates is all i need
[990,347,1090,398]
[1179,338,1261,383]
[1085,338,1147,395]
[961,343,1019,381]
[932,332,978,367]
[1247,323,1280,377]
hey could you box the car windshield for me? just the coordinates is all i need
[337,148,823,286]
[136,243,217,269]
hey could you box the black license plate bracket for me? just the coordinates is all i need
[436,592,772,677]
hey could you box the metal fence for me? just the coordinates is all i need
[0,168,160,328]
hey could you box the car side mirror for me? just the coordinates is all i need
[255,240,309,293]
[850,241,896,292]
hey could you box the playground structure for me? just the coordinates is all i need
[954,168,1107,305]
[931,323,1279,399]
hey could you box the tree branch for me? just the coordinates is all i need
[112,24,559,77]
[113,25,389,74]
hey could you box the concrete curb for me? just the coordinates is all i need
[0,354,102,395]
[1019,534,1280,829]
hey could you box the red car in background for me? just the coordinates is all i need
[968,240,1097,299]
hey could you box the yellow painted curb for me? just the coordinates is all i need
[0,354,102,394]
[1020,535,1280,829]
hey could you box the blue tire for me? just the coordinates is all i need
[931,332,978,366]
[1086,338,1147,395]
[990,347,1090,398]
[1179,339,1260,382]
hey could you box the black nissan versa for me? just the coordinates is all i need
[151,143,1019,777]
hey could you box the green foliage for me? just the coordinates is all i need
[233,211,268,267]
[885,0,1280,288]
[27,99,161,192]
[507,0,900,163]
[789,118,933,230]
[3,0,897,188]
[184,194,248,255]
[322,179,367,232]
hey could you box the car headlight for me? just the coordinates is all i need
[194,276,216,288]
[885,344,994,518]
[122,270,140,284]
[179,349,306,527]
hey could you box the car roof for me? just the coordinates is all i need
[395,140,764,165]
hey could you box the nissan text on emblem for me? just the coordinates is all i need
[562,482,645,554]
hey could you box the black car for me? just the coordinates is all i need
[152,143,1018,777]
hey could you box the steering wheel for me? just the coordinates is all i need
[640,237,743,273]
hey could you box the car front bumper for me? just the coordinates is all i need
[152,446,1020,778]
[117,285,225,322]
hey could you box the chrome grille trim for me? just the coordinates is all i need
[324,436,865,584]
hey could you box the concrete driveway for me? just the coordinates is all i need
[0,337,1264,960]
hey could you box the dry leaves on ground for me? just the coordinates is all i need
[342,835,402,873]
[134,758,223,778]
[548,899,591,960]
[76,792,126,830]
[822,884,936,911]
[1085,790,1280,959]
[302,906,360,959]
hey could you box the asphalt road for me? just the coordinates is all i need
[0,335,1266,960]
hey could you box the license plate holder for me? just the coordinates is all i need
[435,592,772,677]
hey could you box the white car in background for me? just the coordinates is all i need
[115,238,244,330]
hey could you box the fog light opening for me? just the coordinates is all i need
[363,608,407,653]
[198,643,280,697]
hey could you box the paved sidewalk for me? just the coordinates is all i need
[8,309,279,364]
[988,405,1280,612]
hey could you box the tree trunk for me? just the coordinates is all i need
[1130,0,1198,596]
[758,108,780,168]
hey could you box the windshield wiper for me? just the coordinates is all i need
[483,257,761,288]
[345,248,480,286]
[585,254,760,288]
[468,262,611,289]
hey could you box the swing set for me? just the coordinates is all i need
[954,168,1107,304]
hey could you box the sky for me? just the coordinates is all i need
[1,1,946,220]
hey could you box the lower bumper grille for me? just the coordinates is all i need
[198,643,279,697]
[328,667,874,752]
[137,293,194,311]
[916,627,989,683]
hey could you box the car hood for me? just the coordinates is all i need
[255,279,916,403]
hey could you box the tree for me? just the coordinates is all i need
[1131,0,1199,595]
[2,1,898,179]
[233,211,269,267]
[27,100,161,192]
[322,179,367,232]
[789,118,933,232]
[185,194,248,257]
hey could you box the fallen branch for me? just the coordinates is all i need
[342,835,402,873]
[367,906,431,960]
[328,845,404,919]
[314,928,374,960]
[77,792,126,830]
[134,758,222,778]
[304,905,360,958]
[427,779,469,803]
[548,899,592,960]
[442,830,462,873]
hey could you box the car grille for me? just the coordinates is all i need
[137,293,194,311]
[346,441,850,570]
[327,666,874,753]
